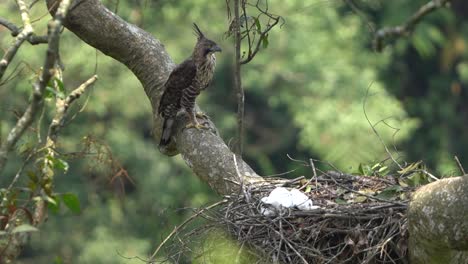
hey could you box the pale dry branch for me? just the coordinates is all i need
[0,0,35,80]
[47,75,98,143]
[454,156,466,175]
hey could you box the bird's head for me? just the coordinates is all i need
[193,23,222,59]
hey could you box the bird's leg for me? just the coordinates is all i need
[185,110,209,130]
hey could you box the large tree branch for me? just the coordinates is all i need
[408,176,468,263]
[46,0,263,195]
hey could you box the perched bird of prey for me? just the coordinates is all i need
[158,23,222,148]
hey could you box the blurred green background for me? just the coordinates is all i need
[0,0,467,262]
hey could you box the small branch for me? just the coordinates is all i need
[454,156,466,175]
[17,0,33,34]
[233,0,244,156]
[363,83,402,169]
[239,17,279,65]
[239,0,282,65]
[26,35,49,45]
[0,34,31,80]
[0,17,48,45]
[0,0,34,80]
[374,0,451,52]
[149,200,227,262]
[299,158,319,193]
[47,75,98,143]
[0,17,20,33]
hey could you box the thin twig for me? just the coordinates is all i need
[0,17,20,32]
[47,75,98,142]
[233,0,244,156]
[325,172,407,206]
[310,158,318,191]
[149,199,227,262]
[454,156,466,175]
[363,83,402,169]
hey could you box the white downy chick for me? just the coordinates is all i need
[260,187,319,216]
[289,189,320,210]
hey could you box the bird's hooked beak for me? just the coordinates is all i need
[210,45,222,53]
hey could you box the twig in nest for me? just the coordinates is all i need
[324,171,407,206]
[298,158,318,192]
[149,199,227,262]
[454,156,466,175]
[363,83,402,169]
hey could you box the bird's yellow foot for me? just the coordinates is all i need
[195,112,209,119]
[185,121,209,130]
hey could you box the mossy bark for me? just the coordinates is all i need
[408,176,468,263]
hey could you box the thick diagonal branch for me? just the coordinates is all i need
[45,0,263,195]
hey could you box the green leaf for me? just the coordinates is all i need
[376,186,402,200]
[378,166,388,173]
[12,224,38,234]
[45,78,66,99]
[406,172,430,187]
[47,155,69,172]
[353,196,367,203]
[335,198,347,204]
[61,193,81,213]
[358,163,372,176]
[54,256,63,264]
[47,195,60,214]
[254,17,261,33]
[54,158,69,172]
[262,34,269,49]
[45,86,56,99]
[54,77,65,94]
[398,161,422,175]
[305,185,312,193]
[371,163,380,170]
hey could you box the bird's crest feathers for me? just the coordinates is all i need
[193,23,205,40]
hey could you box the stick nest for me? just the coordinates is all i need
[164,172,410,264]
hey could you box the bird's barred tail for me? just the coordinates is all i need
[159,118,175,147]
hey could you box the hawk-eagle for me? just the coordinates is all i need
[158,23,221,148]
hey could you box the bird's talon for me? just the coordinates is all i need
[185,122,209,130]
[195,112,209,119]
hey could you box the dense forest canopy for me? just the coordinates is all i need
[0,0,467,262]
